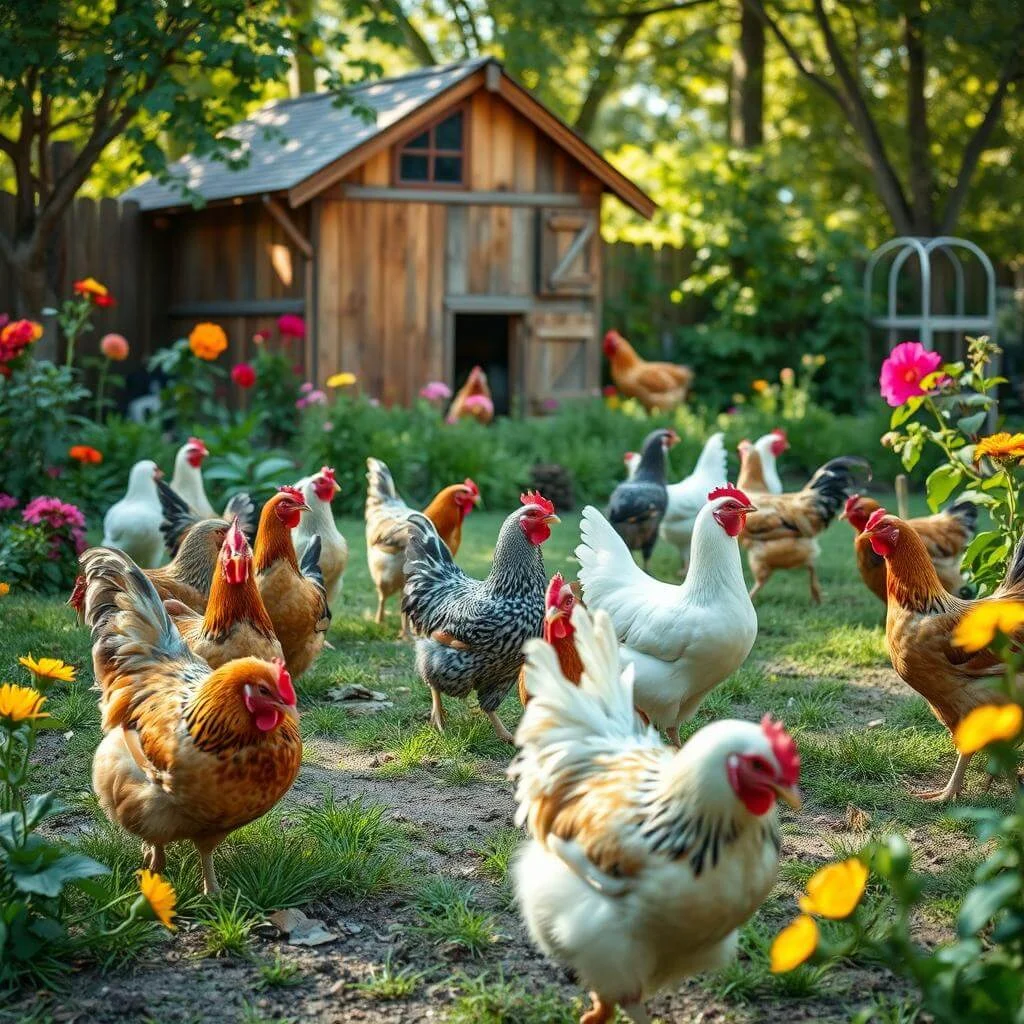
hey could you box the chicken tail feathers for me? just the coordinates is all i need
[996,532,1024,601]
[156,478,198,556]
[804,456,872,527]
[224,491,258,543]
[575,505,644,606]
[694,431,728,484]
[366,458,398,513]
[80,546,194,729]
[944,498,979,538]
[299,533,325,589]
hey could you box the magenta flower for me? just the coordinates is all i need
[541,398,559,412]
[419,381,452,402]
[299,381,314,394]
[231,362,256,388]
[0,493,17,511]
[278,314,306,340]
[879,341,944,407]
[23,497,86,529]
[464,394,494,415]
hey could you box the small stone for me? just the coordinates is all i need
[867,719,884,729]
[268,908,340,947]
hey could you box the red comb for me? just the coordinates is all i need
[624,451,636,462]
[707,484,751,505]
[68,574,86,612]
[772,428,788,441]
[464,477,479,496]
[865,507,889,532]
[225,517,248,550]
[187,436,207,451]
[278,485,304,503]
[761,715,800,785]
[521,491,555,516]
[545,572,565,607]
[319,466,336,482]
[273,658,296,706]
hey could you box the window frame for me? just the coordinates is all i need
[392,103,470,189]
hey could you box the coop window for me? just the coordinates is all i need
[395,108,466,187]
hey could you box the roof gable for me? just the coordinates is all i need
[123,59,655,219]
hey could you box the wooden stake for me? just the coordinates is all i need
[895,474,910,519]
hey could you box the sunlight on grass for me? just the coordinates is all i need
[447,972,578,1024]
[411,877,498,958]
[780,625,889,671]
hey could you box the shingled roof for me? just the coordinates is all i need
[122,58,655,217]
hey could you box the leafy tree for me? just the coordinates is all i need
[0,0,377,323]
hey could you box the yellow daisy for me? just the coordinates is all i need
[19,655,76,683]
[973,432,1024,463]
[326,371,357,388]
[951,600,1024,653]
[954,703,1023,756]
[799,858,868,919]
[137,869,177,929]
[770,914,818,973]
[0,683,48,723]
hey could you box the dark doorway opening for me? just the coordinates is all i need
[453,313,512,416]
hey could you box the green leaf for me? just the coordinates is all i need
[925,464,963,513]
[962,530,1003,568]
[9,853,109,898]
[958,873,1021,937]
[890,396,923,428]
[956,411,988,436]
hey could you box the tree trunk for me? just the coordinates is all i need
[289,0,317,95]
[574,14,646,139]
[9,243,59,361]
[904,0,934,232]
[729,1,764,147]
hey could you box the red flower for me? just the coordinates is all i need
[93,293,116,308]
[72,277,114,305]
[231,362,257,388]
[69,445,103,464]
[277,314,306,340]
[602,385,617,397]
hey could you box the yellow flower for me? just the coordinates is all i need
[137,869,177,929]
[0,683,48,723]
[752,379,770,393]
[974,432,1024,463]
[770,914,818,973]
[188,322,228,361]
[0,582,9,597]
[73,277,109,299]
[799,858,868,919]
[951,600,1024,653]
[326,371,357,388]
[19,655,76,683]
[954,703,1024,755]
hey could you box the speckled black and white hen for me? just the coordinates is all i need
[607,427,679,571]
[401,492,559,743]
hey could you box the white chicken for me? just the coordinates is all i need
[294,466,348,607]
[737,429,788,495]
[511,605,801,1024]
[576,486,758,744]
[169,437,214,518]
[101,460,165,569]
[658,432,728,573]
[623,450,640,481]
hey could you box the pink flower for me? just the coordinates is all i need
[322,421,334,432]
[253,329,271,345]
[231,362,257,388]
[0,493,17,511]
[419,381,452,402]
[299,381,314,394]
[278,314,306,340]
[368,397,380,408]
[23,497,86,529]
[100,333,130,361]
[879,341,944,407]
[541,398,559,412]
[464,394,494,415]
[45,466,62,479]
[307,389,327,405]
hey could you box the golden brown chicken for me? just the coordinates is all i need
[81,546,301,894]
[741,457,870,603]
[518,573,584,706]
[603,329,693,412]
[842,494,977,602]
[365,459,481,633]
[446,365,495,424]
[166,520,283,669]
[254,488,330,679]
[862,508,1021,801]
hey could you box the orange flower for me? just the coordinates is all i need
[752,379,770,393]
[188,322,228,361]
[72,277,115,306]
[974,432,1024,464]
[69,445,103,464]
[100,333,129,361]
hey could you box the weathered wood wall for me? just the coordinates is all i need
[0,192,150,364]
[317,88,605,407]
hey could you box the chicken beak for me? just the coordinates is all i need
[741,503,758,514]
[542,514,560,525]
[153,467,164,480]
[332,480,341,496]
[473,493,483,507]
[297,501,311,513]
[773,783,803,811]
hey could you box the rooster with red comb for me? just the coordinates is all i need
[293,466,349,608]
[512,604,800,1024]
[402,492,559,743]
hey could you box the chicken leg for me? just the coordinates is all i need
[486,709,515,745]
[808,564,822,604]
[195,834,227,895]
[374,594,386,625]
[581,994,614,1024]
[142,842,166,873]
[429,686,448,733]
[916,752,971,802]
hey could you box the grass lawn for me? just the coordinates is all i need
[0,496,996,1023]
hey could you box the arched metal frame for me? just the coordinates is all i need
[864,236,997,351]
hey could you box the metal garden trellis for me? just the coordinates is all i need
[863,236,998,352]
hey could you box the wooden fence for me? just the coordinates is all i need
[0,193,152,366]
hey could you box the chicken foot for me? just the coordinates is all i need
[486,709,515,745]
[915,752,971,802]
[808,564,822,604]
[195,834,227,895]
[580,994,614,1024]
[142,842,166,873]
[374,594,386,625]
[429,686,448,733]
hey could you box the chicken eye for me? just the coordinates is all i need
[258,685,271,697]
[749,756,772,774]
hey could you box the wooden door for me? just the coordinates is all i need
[537,208,597,297]
[524,310,597,413]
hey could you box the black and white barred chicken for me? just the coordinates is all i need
[401,492,559,743]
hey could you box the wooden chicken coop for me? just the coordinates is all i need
[124,58,656,413]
